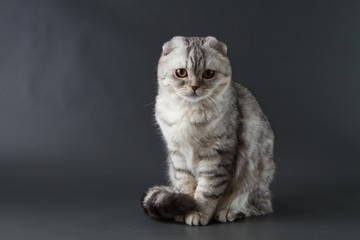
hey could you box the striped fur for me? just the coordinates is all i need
[142,36,275,226]
[141,186,197,219]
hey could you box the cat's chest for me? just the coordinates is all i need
[160,110,204,139]
[157,105,218,142]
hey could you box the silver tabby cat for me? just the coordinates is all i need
[142,36,275,226]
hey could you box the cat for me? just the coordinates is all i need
[142,36,275,226]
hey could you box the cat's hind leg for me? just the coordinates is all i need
[214,191,249,222]
[246,187,273,216]
[214,187,272,222]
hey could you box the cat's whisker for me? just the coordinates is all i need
[142,102,155,107]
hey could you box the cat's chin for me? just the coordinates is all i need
[182,94,207,102]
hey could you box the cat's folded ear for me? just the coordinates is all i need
[161,36,184,56]
[205,36,227,56]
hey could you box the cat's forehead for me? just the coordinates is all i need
[169,37,216,73]
[159,36,230,75]
[183,38,207,73]
[183,37,206,48]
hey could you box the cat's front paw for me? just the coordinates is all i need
[185,211,211,226]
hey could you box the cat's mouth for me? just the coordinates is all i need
[182,91,207,102]
[188,91,202,98]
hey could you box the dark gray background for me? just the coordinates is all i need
[0,0,359,239]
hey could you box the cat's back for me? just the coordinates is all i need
[234,82,271,126]
[234,82,274,155]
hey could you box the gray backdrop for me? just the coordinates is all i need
[0,0,359,239]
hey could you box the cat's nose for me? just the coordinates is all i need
[191,86,199,91]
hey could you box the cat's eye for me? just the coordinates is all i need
[175,68,188,78]
[202,69,215,79]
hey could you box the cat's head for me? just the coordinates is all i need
[157,36,232,102]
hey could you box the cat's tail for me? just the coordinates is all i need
[141,185,197,219]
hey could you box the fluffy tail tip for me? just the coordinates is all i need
[141,186,197,219]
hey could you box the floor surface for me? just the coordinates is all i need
[1,187,359,240]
